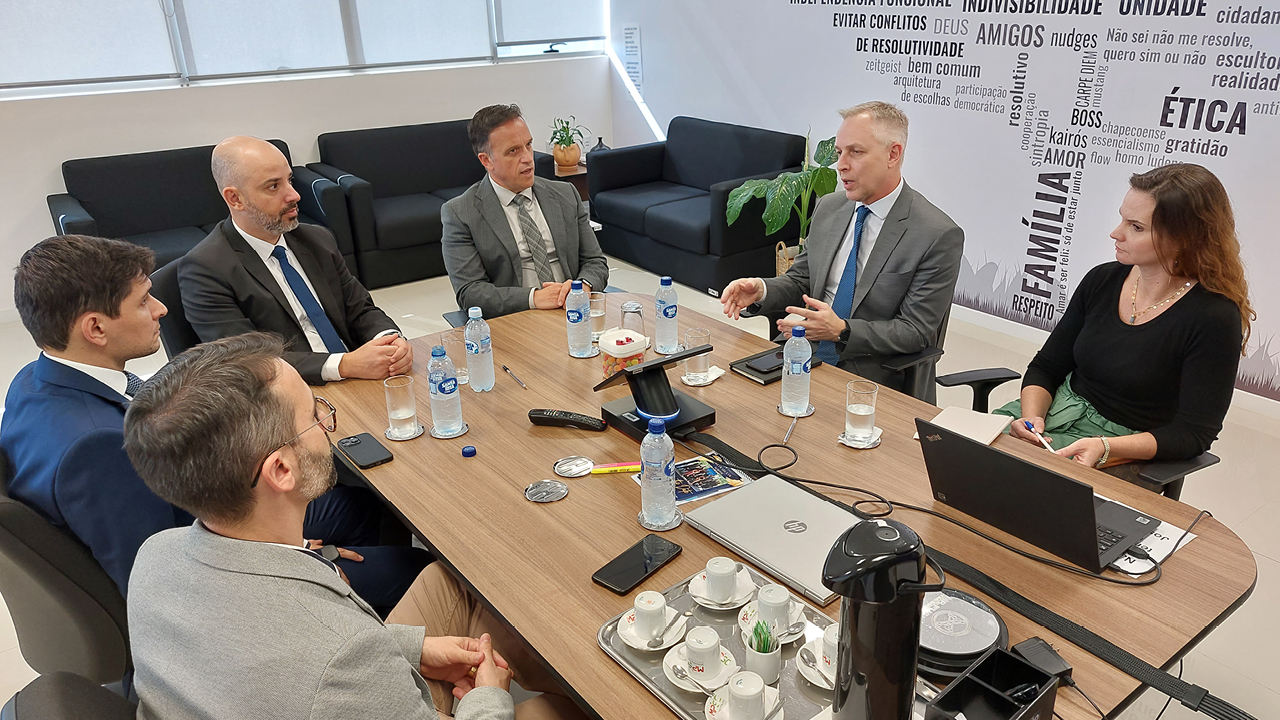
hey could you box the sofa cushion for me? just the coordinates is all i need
[431,186,472,202]
[371,194,445,251]
[662,117,805,192]
[125,227,209,268]
[592,182,707,236]
[63,147,227,238]
[644,196,711,255]
[318,120,485,199]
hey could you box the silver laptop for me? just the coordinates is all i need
[684,474,861,605]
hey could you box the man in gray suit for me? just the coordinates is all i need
[721,102,963,399]
[442,104,609,318]
[123,333,584,720]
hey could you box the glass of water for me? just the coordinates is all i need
[589,292,607,342]
[620,301,644,336]
[683,328,711,384]
[384,375,419,440]
[845,380,878,443]
[441,329,468,385]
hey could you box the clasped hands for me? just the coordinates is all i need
[1009,417,1107,467]
[422,633,512,700]
[533,279,583,310]
[338,334,414,379]
[720,278,845,341]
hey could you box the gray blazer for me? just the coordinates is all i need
[758,182,963,393]
[441,175,610,318]
[129,523,514,720]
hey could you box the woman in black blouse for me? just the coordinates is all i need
[996,163,1254,466]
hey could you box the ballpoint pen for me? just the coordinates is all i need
[1023,420,1056,452]
[501,364,528,389]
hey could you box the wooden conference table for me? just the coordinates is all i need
[324,295,1255,720]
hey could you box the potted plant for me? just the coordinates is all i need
[726,133,838,271]
[550,116,590,170]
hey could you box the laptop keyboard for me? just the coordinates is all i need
[1097,525,1126,553]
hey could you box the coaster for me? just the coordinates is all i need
[655,343,686,356]
[681,366,726,387]
[428,422,468,440]
[569,346,601,358]
[638,508,684,531]
[524,479,569,503]
[777,403,815,418]
[385,423,426,441]
[837,426,882,449]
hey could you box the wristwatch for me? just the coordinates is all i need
[320,544,340,562]
[838,324,851,344]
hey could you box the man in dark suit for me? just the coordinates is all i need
[721,102,963,399]
[180,135,412,385]
[441,104,609,318]
[2,235,427,613]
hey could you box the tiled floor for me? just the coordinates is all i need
[0,258,1274,719]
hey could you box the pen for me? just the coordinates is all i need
[501,364,528,389]
[590,462,642,474]
[1023,421,1056,452]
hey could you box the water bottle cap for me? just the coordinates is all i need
[468,307,482,318]
[461,446,477,457]
[659,276,672,286]
[792,326,806,338]
[648,418,666,434]
[431,345,446,357]
[571,280,583,291]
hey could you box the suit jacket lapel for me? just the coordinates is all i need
[33,355,128,409]
[531,178,571,277]
[850,184,913,316]
[284,233,351,346]
[810,195,856,300]
[475,178,523,271]
[221,221,305,337]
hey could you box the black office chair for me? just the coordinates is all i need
[0,451,131,688]
[1,673,135,720]
[151,260,201,359]
[932,367,1219,501]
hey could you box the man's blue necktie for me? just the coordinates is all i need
[815,205,871,366]
[270,245,347,353]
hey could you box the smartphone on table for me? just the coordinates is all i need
[592,534,683,595]
[336,433,394,469]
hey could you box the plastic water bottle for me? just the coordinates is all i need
[464,307,494,392]
[566,280,593,357]
[639,418,678,529]
[427,346,464,436]
[780,326,812,416]
[655,276,679,354]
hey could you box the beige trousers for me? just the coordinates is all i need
[387,564,587,720]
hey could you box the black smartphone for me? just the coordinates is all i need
[746,350,785,374]
[592,534,683,595]
[336,433,394,469]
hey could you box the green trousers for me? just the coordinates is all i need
[993,375,1135,449]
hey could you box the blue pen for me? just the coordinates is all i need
[1023,421,1056,452]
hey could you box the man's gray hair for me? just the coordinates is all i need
[839,101,909,148]
[123,333,295,525]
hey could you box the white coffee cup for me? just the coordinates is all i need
[705,556,738,602]
[822,623,840,676]
[727,671,766,720]
[633,590,667,641]
[757,583,791,634]
[684,626,721,680]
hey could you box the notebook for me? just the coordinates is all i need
[912,406,1012,445]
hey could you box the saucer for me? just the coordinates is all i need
[837,426,882,449]
[688,567,756,610]
[706,684,783,720]
[618,606,688,652]
[796,638,835,688]
[663,642,738,693]
[737,599,807,644]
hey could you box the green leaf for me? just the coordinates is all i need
[812,136,837,167]
[762,171,809,234]
[811,166,839,198]
[725,178,770,225]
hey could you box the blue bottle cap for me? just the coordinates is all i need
[648,418,666,434]
[792,326,806,338]
[659,276,672,286]
[431,345,446,356]
[571,280,583,291]
[462,446,477,457]
[468,306,482,318]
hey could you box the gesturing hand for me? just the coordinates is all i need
[720,278,764,320]
[777,295,846,341]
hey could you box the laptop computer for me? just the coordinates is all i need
[684,474,861,605]
[915,419,1156,573]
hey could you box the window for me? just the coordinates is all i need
[178,0,349,77]
[355,0,491,66]
[493,0,605,46]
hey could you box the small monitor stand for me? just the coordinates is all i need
[593,344,716,441]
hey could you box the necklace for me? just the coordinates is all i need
[1129,270,1192,324]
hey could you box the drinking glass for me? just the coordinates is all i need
[384,375,419,440]
[442,329,469,385]
[620,301,644,335]
[845,380,879,442]
[589,292,607,342]
[683,328,711,384]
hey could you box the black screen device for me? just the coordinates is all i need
[592,534,682,595]
[745,350,785,373]
[336,433,394,469]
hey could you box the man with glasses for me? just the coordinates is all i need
[124,333,584,720]
[2,235,427,615]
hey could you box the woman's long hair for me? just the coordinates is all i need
[1129,163,1254,352]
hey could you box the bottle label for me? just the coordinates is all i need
[465,340,479,355]
[790,361,804,375]
[429,371,444,387]
[567,309,584,323]
[661,303,678,319]
[481,337,491,352]
[804,358,812,373]
[437,377,458,395]
[664,458,674,477]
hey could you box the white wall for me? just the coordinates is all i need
[0,55,613,315]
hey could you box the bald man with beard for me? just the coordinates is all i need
[180,136,412,385]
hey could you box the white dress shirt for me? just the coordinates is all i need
[821,178,905,305]
[488,175,567,309]
[42,352,130,399]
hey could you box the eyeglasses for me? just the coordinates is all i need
[251,396,337,488]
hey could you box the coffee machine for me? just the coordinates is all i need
[822,518,940,720]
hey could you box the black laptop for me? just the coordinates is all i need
[915,419,1156,573]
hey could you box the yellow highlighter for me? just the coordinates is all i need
[591,462,643,474]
